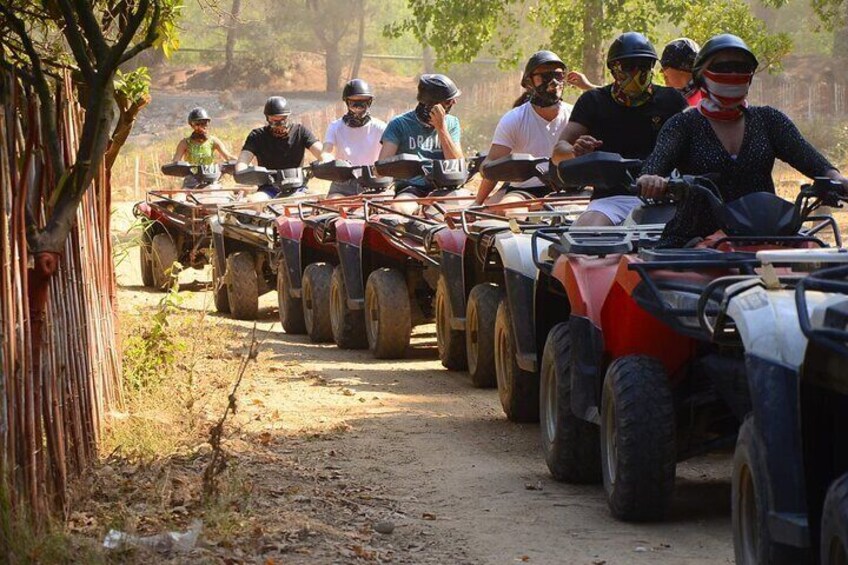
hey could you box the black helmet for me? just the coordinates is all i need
[417,74,461,105]
[343,78,373,99]
[607,32,658,66]
[660,38,700,72]
[521,50,566,87]
[187,107,210,124]
[692,34,759,81]
[263,96,291,116]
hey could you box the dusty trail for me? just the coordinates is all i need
[115,199,734,563]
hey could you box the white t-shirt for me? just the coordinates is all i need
[490,101,572,188]
[324,117,387,167]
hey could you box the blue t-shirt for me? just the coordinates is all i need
[381,110,461,187]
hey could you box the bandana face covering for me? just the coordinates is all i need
[698,69,753,121]
[342,100,373,127]
[528,74,564,108]
[190,130,209,142]
[610,61,654,107]
[415,103,433,126]
[268,119,290,138]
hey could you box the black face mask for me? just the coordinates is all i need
[528,76,563,108]
[342,100,372,128]
[190,130,209,142]
[415,103,434,126]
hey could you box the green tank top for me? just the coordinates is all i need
[185,137,215,165]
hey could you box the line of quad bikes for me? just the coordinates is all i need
[135,152,848,564]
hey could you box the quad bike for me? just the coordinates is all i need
[135,161,238,289]
[343,154,482,359]
[209,165,314,320]
[274,160,393,341]
[432,153,589,386]
[533,173,845,522]
[710,246,848,564]
[486,152,671,423]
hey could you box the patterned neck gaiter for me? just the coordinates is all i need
[610,62,654,107]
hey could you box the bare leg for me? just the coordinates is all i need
[573,210,614,227]
[392,194,420,216]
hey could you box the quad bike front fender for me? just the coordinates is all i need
[494,232,543,280]
[280,238,302,298]
[209,217,228,270]
[335,219,366,310]
[439,249,466,330]
[569,314,604,425]
[504,269,537,373]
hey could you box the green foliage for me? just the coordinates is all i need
[114,67,151,104]
[122,279,185,392]
[150,0,184,57]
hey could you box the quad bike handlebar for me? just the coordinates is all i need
[373,153,485,190]
[310,159,394,193]
[234,165,312,193]
[161,160,237,187]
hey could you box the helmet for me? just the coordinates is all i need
[263,96,291,116]
[660,38,700,71]
[187,107,210,124]
[522,50,566,87]
[692,34,759,81]
[607,32,658,66]
[417,74,461,105]
[343,79,373,99]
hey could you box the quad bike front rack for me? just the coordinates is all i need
[796,262,848,357]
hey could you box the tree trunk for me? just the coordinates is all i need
[349,0,366,80]
[581,0,604,84]
[423,45,435,74]
[224,0,242,74]
[835,3,848,77]
[325,44,342,93]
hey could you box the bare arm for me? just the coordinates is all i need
[323,141,336,155]
[172,139,188,162]
[474,143,512,205]
[308,141,333,163]
[235,149,255,172]
[430,105,463,160]
[552,121,599,165]
[378,140,399,160]
[212,137,237,161]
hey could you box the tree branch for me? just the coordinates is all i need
[116,0,162,66]
[52,0,95,78]
[72,0,109,59]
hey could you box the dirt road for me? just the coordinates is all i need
[114,202,734,564]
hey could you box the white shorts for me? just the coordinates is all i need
[586,196,642,225]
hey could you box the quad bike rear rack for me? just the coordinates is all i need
[531,225,666,273]
[217,194,316,249]
[134,188,246,236]
[362,196,474,267]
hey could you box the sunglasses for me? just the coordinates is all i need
[618,60,654,72]
[267,116,289,126]
[708,61,755,74]
[191,120,210,126]
[532,70,566,82]
[347,100,372,109]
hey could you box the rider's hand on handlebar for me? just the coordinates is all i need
[825,169,848,194]
[572,135,603,157]
[637,174,668,200]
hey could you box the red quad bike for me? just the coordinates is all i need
[491,152,672,423]
[135,161,238,289]
[434,154,589,387]
[343,154,482,359]
[533,173,844,522]
[209,165,313,320]
[273,161,393,343]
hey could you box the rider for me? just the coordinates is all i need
[551,32,688,226]
[659,38,702,106]
[236,96,332,200]
[379,74,463,213]
[474,51,573,205]
[637,34,848,245]
[323,79,387,197]
[172,107,236,187]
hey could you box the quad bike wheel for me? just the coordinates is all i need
[139,229,155,288]
[277,261,306,334]
[365,268,411,359]
[494,297,539,422]
[465,283,502,388]
[822,473,848,565]
[302,263,334,343]
[211,249,230,314]
[151,233,179,290]
[436,275,467,370]
[540,323,601,483]
[226,251,259,320]
[733,416,812,565]
[330,265,367,349]
[601,356,675,521]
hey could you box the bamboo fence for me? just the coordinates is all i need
[0,71,121,520]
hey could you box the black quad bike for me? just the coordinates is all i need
[209,166,313,320]
[135,161,238,289]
